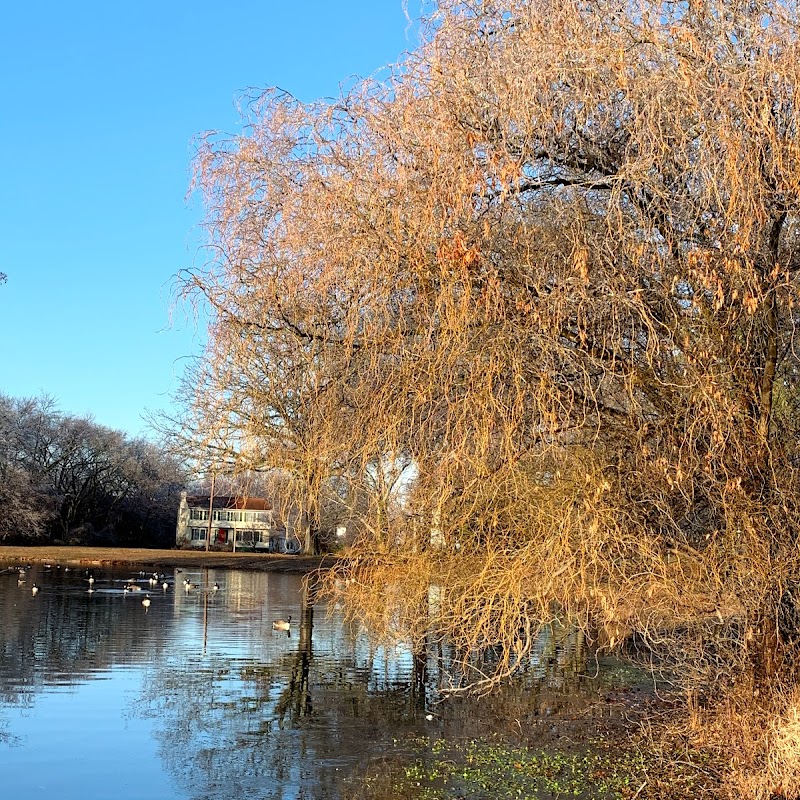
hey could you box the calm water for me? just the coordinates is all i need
[0,564,611,800]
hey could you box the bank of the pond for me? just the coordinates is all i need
[0,546,725,798]
[0,545,336,573]
[341,730,723,800]
[338,659,724,800]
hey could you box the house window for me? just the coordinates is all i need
[190,528,207,541]
[236,529,261,543]
[190,508,208,521]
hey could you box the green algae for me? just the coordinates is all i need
[345,735,649,800]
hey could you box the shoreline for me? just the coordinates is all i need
[0,545,336,573]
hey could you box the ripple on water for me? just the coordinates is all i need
[0,565,619,800]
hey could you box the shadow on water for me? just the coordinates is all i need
[0,564,650,800]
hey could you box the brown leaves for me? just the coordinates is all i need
[181,0,800,704]
[574,246,590,284]
[742,294,759,315]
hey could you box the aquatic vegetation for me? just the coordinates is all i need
[345,735,649,800]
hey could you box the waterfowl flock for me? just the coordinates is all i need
[2,565,294,631]
[6,565,187,607]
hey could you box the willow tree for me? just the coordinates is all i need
[184,0,800,784]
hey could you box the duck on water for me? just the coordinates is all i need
[272,616,292,633]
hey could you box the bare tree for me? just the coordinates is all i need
[0,393,185,546]
[0,394,58,540]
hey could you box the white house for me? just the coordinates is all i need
[175,492,299,552]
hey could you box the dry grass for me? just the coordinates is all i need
[767,692,800,800]
[0,545,333,573]
[660,683,800,800]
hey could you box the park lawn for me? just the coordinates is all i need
[0,545,335,573]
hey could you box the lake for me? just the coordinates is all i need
[0,563,635,800]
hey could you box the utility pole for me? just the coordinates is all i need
[205,472,215,552]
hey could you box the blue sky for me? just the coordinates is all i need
[0,1,419,437]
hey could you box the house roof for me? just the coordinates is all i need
[187,496,272,511]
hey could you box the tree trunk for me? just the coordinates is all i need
[302,506,319,555]
[754,213,786,458]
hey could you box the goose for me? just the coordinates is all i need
[142,595,151,610]
[184,580,196,591]
[88,576,95,586]
[212,582,220,592]
[126,583,142,592]
[162,581,169,591]
[272,616,292,632]
[31,584,39,596]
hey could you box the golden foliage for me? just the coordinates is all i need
[178,0,800,735]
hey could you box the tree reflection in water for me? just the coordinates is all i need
[0,566,624,800]
[134,572,439,799]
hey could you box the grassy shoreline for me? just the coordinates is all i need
[0,545,336,573]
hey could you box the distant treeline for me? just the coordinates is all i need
[0,394,186,547]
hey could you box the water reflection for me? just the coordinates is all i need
[0,564,623,800]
